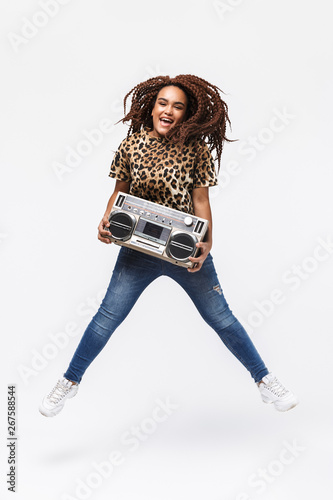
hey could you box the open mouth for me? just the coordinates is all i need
[160,117,174,127]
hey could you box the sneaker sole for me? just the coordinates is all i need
[39,404,64,418]
[274,400,299,412]
[261,394,299,412]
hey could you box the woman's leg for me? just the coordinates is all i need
[166,254,269,383]
[64,247,162,383]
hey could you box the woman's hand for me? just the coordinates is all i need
[189,186,213,273]
[97,215,113,244]
[98,180,131,244]
[187,241,212,273]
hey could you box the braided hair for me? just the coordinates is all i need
[118,74,233,172]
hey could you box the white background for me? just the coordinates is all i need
[1,0,332,499]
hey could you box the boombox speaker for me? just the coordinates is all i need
[106,192,209,268]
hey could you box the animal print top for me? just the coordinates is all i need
[108,127,218,214]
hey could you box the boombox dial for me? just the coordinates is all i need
[108,211,136,241]
[166,231,198,261]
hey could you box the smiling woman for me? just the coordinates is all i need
[39,74,298,418]
[150,86,188,138]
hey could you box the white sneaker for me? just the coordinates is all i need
[39,377,79,417]
[258,373,298,412]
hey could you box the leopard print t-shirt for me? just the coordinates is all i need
[108,127,218,215]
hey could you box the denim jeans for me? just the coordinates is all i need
[64,247,269,384]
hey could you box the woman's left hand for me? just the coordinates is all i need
[187,241,212,273]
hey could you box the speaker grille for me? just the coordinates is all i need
[167,232,197,261]
[109,212,135,241]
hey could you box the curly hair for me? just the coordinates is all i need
[118,74,233,172]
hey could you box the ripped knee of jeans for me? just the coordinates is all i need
[213,284,222,295]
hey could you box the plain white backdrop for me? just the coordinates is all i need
[1,0,332,499]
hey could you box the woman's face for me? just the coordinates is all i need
[150,85,188,138]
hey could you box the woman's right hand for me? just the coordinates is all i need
[97,180,131,245]
[98,215,112,244]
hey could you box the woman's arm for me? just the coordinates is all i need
[188,186,213,273]
[97,180,131,244]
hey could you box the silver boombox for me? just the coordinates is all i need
[107,192,209,268]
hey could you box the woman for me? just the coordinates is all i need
[40,74,298,417]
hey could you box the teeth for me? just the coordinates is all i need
[161,118,172,123]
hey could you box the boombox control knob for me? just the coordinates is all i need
[184,216,193,227]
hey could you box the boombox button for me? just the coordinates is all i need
[140,210,144,215]
[146,212,151,217]
[184,216,193,227]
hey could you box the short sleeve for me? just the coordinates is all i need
[108,137,131,182]
[193,141,218,188]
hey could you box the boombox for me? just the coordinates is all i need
[106,192,209,268]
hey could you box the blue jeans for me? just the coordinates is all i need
[64,247,269,384]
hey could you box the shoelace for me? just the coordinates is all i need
[47,380,71,404]
[266,377,288,397]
